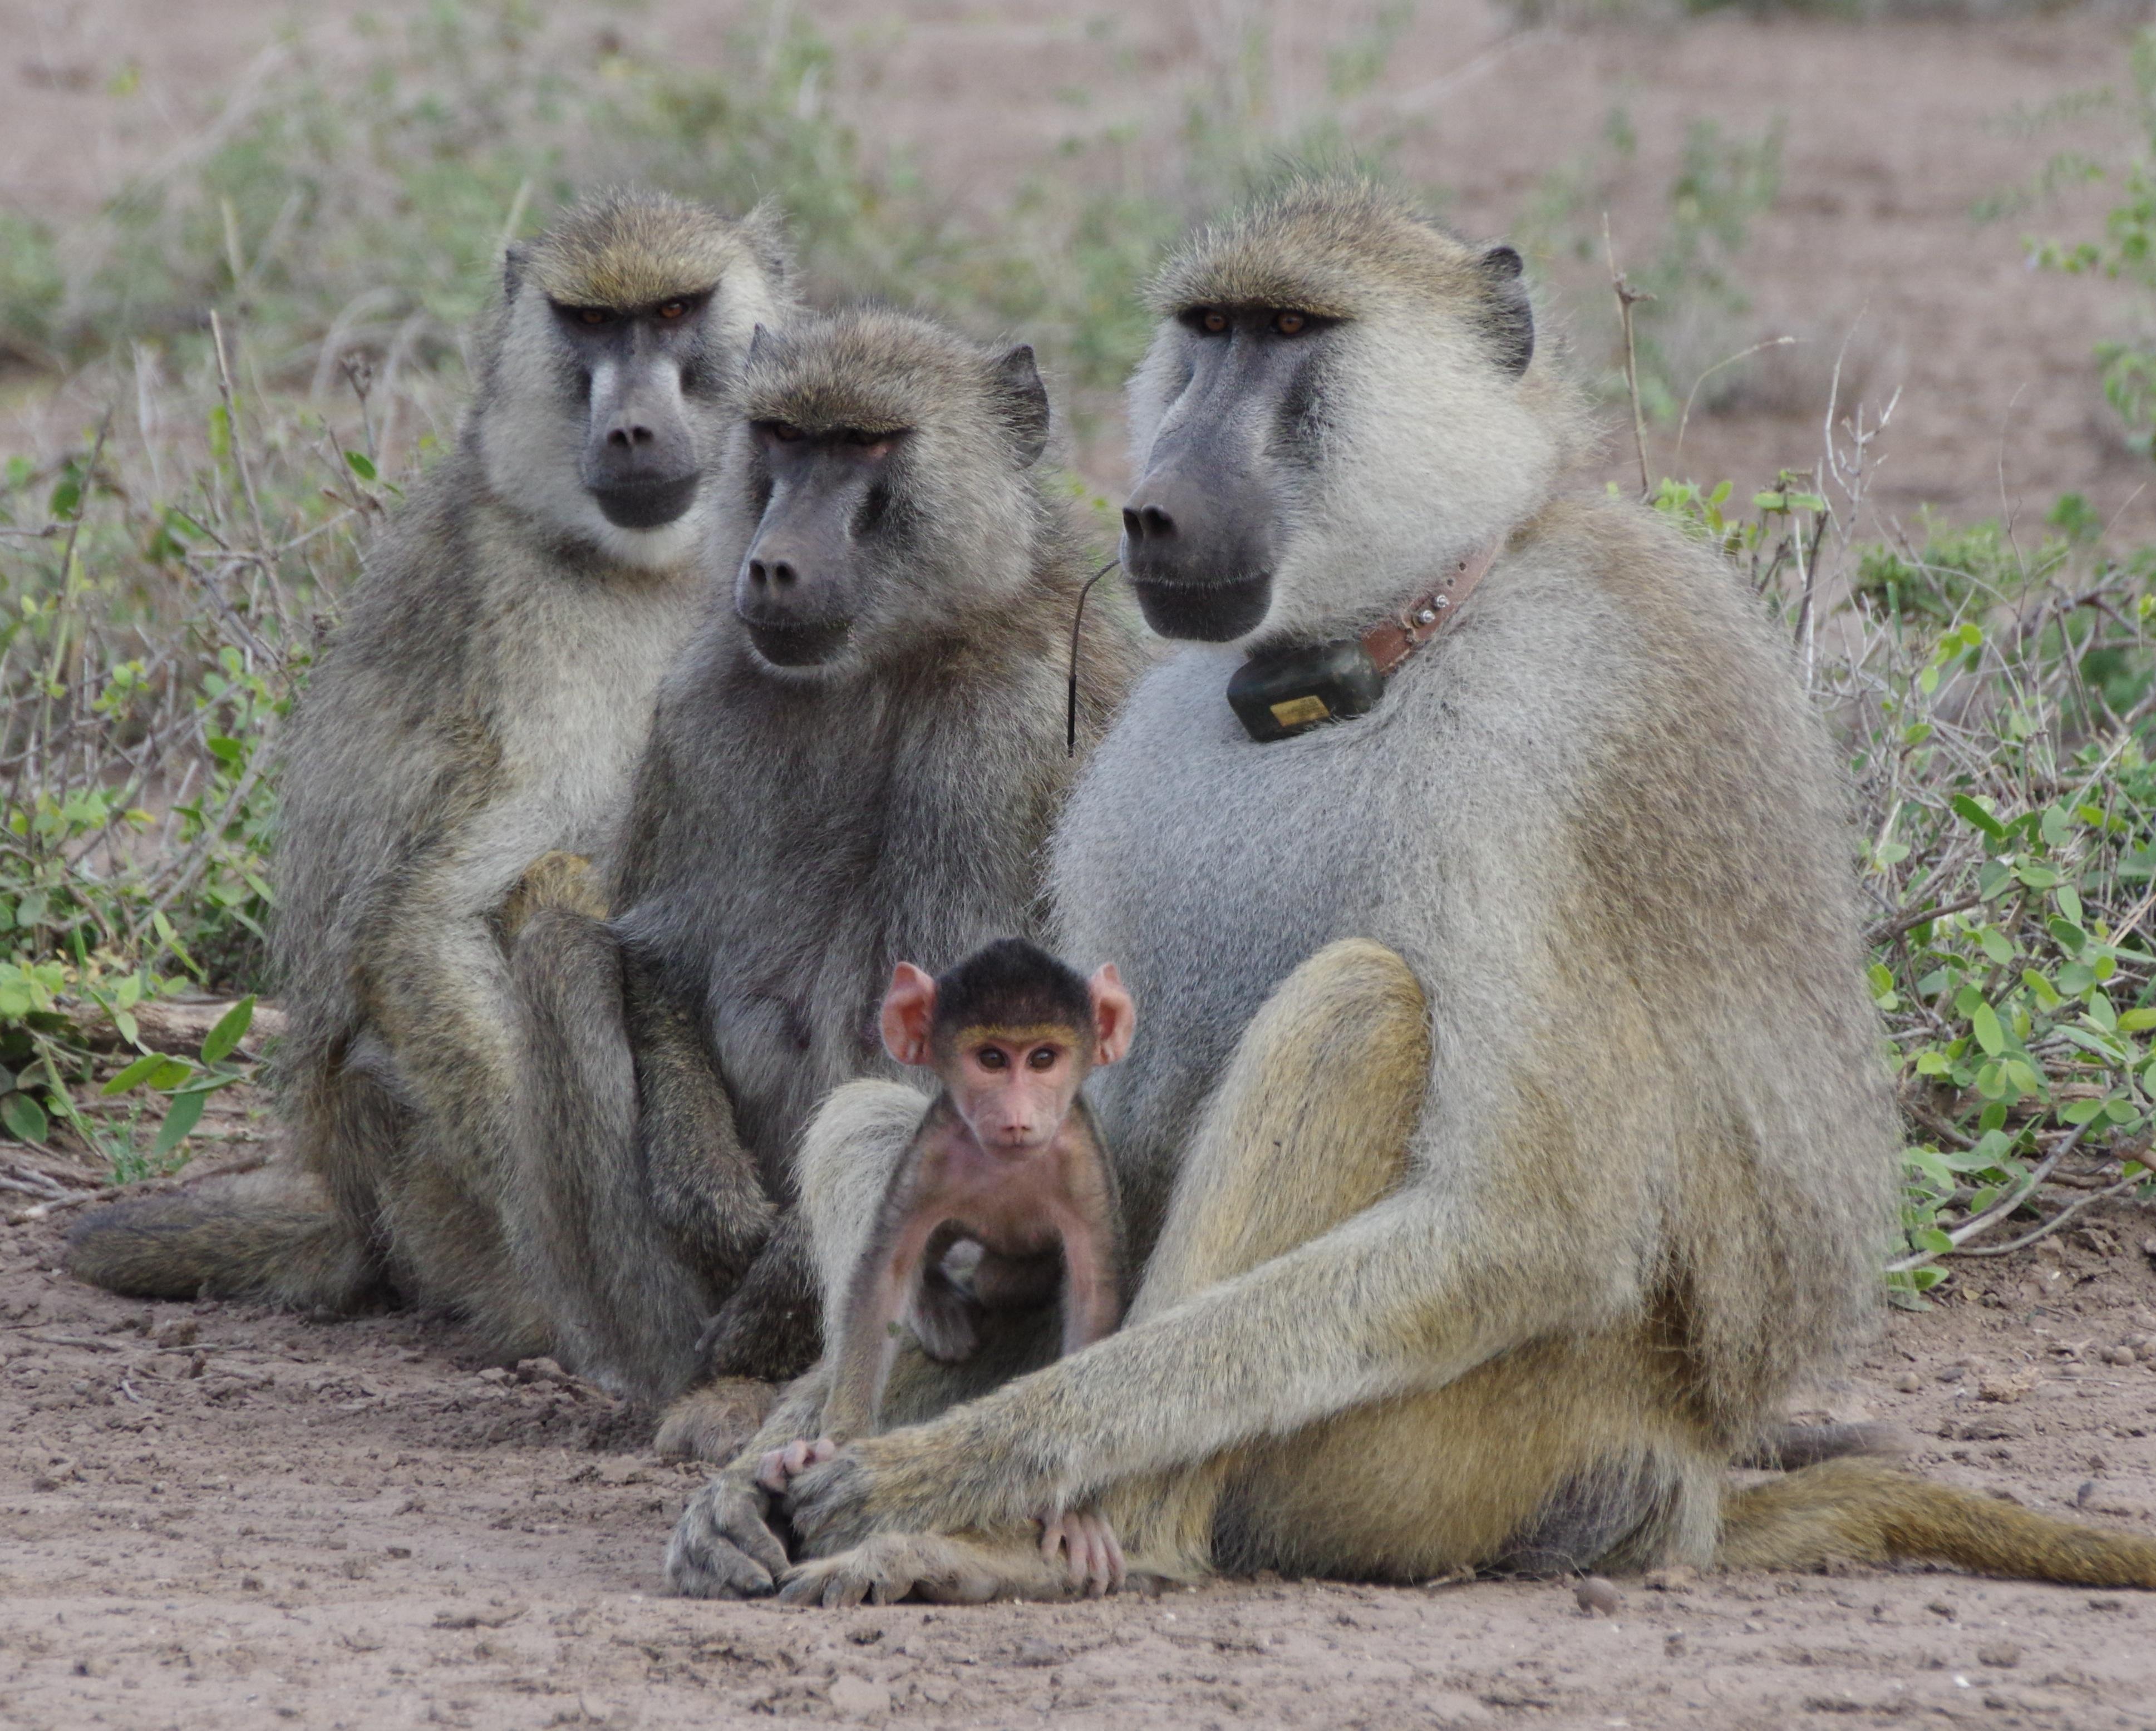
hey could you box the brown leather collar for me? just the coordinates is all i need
[1358,540,1501,677]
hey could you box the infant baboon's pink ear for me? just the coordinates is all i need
[1089,963,1135,1066]
[880,963,939,1067]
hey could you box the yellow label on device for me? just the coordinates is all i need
[1269,694,1331,728]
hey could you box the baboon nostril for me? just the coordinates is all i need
[608,427,632,448]
[771,561,798,586]
[1121,507,1142,538]
[748,560,769,585]
[631,425,655,445]
[1140,505,1175,537]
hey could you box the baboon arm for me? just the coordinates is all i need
[355,908,520,1183]
[626,985,779,1284]
[783,1187,1598,1552]
[821,1210,940,1440]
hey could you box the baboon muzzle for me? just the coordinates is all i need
[581,367,701,531]
[735,514,858,669]
[1120,451,1276,642]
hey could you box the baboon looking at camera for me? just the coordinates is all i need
[504,307,1144,1412]
[667,181,2156,1603]
[68,193,795,1353]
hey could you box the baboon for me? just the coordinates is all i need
[67,193,795,1354]
[756,938,1134,1598]
[504,308,1144,1412]
[666,181,2156,1604]
[804,940,1130,1439]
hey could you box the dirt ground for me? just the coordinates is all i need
[2,1121,2155,1731]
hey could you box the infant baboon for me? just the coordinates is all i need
[756,938,1133,1596]
[68,193,794,1352]
[506,309,1145,1412]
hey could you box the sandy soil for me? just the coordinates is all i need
[4,1125,2155,1731]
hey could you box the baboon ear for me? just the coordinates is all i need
[746,323,774,366]
[501,243,529,299]
[1477,245,1534,378]
[880,963,939,1069]
[1089,963,1135,1067]
[993,344,1051,468]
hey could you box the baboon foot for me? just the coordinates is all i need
[654,1377,780,1462]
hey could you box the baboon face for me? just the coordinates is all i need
[478,195,791,570]
[724,314,1052,675]
[1123,185,1559,647]
[549,294,715,531]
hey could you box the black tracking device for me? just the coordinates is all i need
[1225,639,1386,743]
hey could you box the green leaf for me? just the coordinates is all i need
[1971,1001,2005,1055]
[2056,884,2083,925]
[1978,927,2016,965]
[2120,1007,2156,1032]
[2022,969,2063,1009]
[2,1091,49,1143]
[152,1089,207,1157]
[1951,795,2006,841]
[343,450,378,482]
[2087,992,2118,1032]
[2015,864,2060,891]
[200,995,255,1064]
[102,1051,168,1095]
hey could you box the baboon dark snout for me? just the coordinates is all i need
[1119,456,1277,642]
[581,374,701,531]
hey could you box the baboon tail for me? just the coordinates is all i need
[66,1166,377,1309]
[1717,1457,2156,1589]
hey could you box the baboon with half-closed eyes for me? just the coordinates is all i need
[68,193,794,1353]
[668,181,2156,1603]
[506,307,1144,1413]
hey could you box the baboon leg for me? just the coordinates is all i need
[509,908,770,1403]
[1090,936,1436,1578]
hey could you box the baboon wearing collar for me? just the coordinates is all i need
[68,193,794,1354]
[505,307,1144,1411]
[667,181,2156,1602]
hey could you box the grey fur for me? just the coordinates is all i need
[67,193,794,1341]
[664,180,1901,1597]
[508,307,1146,1407]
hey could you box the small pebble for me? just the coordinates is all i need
[1574,1576,1622,1616]
[1893,1371,1922,1393]
[1976,1641,2021,1669]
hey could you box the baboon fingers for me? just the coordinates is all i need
[664,1476,790,1600]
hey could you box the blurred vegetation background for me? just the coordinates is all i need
[0,0,2149,1289]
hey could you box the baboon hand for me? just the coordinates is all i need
[756,1434,837,1494]
[1038,1508,1124,1597]
[784,1413,1064,1552]
[776,1534,1014,1607]
[664,1473,791,1599]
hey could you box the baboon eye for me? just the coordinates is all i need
[657,299,688,319]
[1026,1047,1057,1072]
[977,1047,1008,1071]
[577,308,612,326]
[1274,311,1308,336]
[771,422,803,442]
[1200,309,1228,335]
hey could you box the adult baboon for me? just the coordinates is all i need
[666,181,2156,1601]
[505,308,1143,1411]
[68,193,795,1354]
